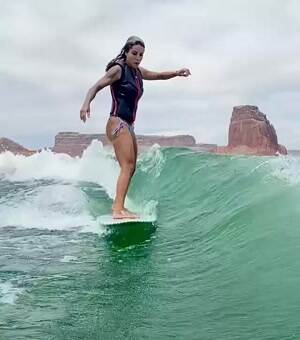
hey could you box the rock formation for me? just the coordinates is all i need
[52,132,199,157]
[1,106,288,157]
[0,133,215,158]
[0,137,36,156]
[52,132,108,157]
[216,105,287,156]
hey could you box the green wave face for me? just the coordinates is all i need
[1,147,300,340]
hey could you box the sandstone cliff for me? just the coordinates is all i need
[0,137,36,156]
[52,132,200,157]
[216,105,287,156]
[52,132,108,157]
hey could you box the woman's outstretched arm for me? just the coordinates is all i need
[139,66,191,80]
[80,65,122,123]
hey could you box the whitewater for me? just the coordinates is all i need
[1,141,300,339]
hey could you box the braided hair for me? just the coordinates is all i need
[106,36,145,71]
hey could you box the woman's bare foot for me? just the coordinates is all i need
[112,207,139,219]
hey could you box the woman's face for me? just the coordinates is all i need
[125,44,144,68]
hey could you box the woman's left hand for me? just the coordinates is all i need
[177,68,191,77]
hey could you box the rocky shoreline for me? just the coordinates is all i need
[0,105,292,157]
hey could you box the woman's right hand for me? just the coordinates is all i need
[80,104,90,123]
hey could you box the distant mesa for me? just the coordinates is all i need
[0,137,36,156]
[215,105,288,156]
[52,132,108,157]
[0,133,216,158]
[51,132,215,157]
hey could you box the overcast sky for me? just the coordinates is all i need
[1,0,300,149]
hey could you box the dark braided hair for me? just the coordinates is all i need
[106,36,145,71]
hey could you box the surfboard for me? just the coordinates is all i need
[98,214,156,226]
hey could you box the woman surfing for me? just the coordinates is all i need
[80,36,191,219]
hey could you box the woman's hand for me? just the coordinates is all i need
[176,68,191,77]
[80,104,90,123]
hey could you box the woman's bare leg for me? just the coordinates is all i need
[106,117,138,219]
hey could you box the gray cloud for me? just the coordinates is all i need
[1,0,300,148]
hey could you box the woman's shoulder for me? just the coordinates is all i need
[113,59,125,69]
[107,59,125,73]
[108,60,125,85]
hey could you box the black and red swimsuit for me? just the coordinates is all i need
[110,61,144,126]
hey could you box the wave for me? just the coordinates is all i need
[0,142,299,233]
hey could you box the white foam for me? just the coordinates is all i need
[269,155,300,185]
[0,183,104,232]
[139,144,165,178]
[0,141,157,232]
[0,140,119,198]
[0,280,24,305]
[60,255,78,263]
[0,142,118,232]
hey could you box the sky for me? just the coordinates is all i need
[1,0,300,149]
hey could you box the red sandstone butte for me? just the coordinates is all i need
[0,137,36,156]
[215,105,287,156]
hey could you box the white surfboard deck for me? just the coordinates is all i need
[98,214,156,226]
